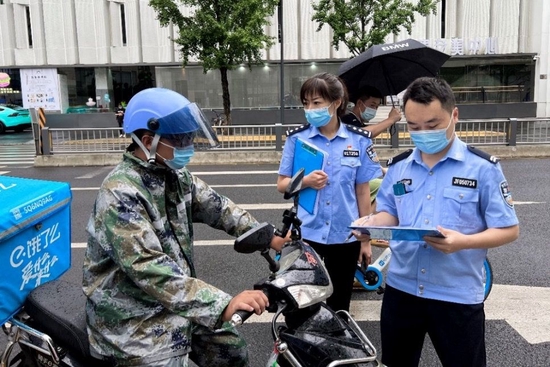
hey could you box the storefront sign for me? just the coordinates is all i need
[418,37,499,56]
[20,69,61,111]
[0,72,10,88]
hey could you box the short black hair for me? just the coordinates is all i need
[403,77,455,113]
[352,85,383,104]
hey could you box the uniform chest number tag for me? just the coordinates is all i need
[452,177,477,188]
[343,150,359,157]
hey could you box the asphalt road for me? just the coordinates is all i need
[1,159,550,366]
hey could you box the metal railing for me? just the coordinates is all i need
[39,118,550,155]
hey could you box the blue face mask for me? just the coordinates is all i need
[409,116,453,154]
[159,142,194,170]
[304,103,333,127]
[360,105,377,122]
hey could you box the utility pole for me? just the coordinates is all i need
[278,0,284,124]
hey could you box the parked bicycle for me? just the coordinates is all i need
[354,240,494,300]
[210,109,227,127]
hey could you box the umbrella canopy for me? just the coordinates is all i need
[338,38,450,101]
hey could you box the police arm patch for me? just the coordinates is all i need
[500,180,514,208]
[366,144,379,163]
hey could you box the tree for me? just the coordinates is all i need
[312,0,439,56]
[149,0,280,124]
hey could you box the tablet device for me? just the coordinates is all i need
[348,225,445,241]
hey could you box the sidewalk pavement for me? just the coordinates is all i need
[34,144,550,167]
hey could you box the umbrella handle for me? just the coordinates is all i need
[389,94,396,107]
[381,63,398,108]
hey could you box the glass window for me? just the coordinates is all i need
[440,58,534,103]
[155,58,534,110]
[156,62,341,110]
[0,69,22,105]
[112,66,155,106]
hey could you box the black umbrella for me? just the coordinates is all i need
[338,38,450,102]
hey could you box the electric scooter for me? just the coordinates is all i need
[231,169,378,366]
[1,169,379,367]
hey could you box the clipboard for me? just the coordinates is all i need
[348,225,445,241]
[292,138,327,214]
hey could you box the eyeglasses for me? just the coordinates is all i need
[161,133,196,148]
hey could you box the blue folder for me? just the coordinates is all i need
[292,139,327,214]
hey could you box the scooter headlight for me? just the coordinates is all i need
[287,283,333,309]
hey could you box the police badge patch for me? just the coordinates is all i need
[500,180,514,208]
[366,145,379,163]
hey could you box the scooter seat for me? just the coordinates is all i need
[23,279,108,364]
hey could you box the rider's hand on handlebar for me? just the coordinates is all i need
[221,290,269,322]
[271,230,291,251]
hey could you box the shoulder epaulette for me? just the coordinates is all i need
[387,149,413,167]
[345,124,372,138]
[467,145,499,164]
[286,124,310,136]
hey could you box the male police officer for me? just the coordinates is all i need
[352,77,519,367]
[341,85,401,137]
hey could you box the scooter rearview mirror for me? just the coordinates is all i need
[284,169,304,200]
[234,222,274,253]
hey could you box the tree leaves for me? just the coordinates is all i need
[149,0,280,123]
[312,0,439,56]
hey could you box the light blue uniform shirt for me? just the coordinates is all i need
[377,138,518,304]
[279,122,382,244]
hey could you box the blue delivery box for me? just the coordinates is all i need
[0,176,71,324]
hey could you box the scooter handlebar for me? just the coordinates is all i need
[230,309,254,327]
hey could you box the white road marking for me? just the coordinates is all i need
[71,187,100,191]
[76,167,114,179]
[245,284,550,345]
[210,184,277,188]
[73,240,240,248]
[513,201,545,205]
[484,284,550,344]
[0,171,10,176]
[70,184,277,191]
[191,170,278,175]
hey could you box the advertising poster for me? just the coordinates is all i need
[20,69,61,111]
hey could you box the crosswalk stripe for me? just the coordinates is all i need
[0,144,36,165]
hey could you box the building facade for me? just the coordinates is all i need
[0,0,548,119]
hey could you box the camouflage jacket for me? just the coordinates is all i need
[83,152,259,365]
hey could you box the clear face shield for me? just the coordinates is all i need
[153,102,220,150]
[132,102,220,164]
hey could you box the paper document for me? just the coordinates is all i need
[348,225,445,241]
[292,138,327,214]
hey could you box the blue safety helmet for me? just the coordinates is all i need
[123,87,219,150]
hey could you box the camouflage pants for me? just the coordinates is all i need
[133,322,248,367]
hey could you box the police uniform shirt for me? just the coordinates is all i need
[376,138,518,304]
[341,112,365,127]
[279,122,382,244]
